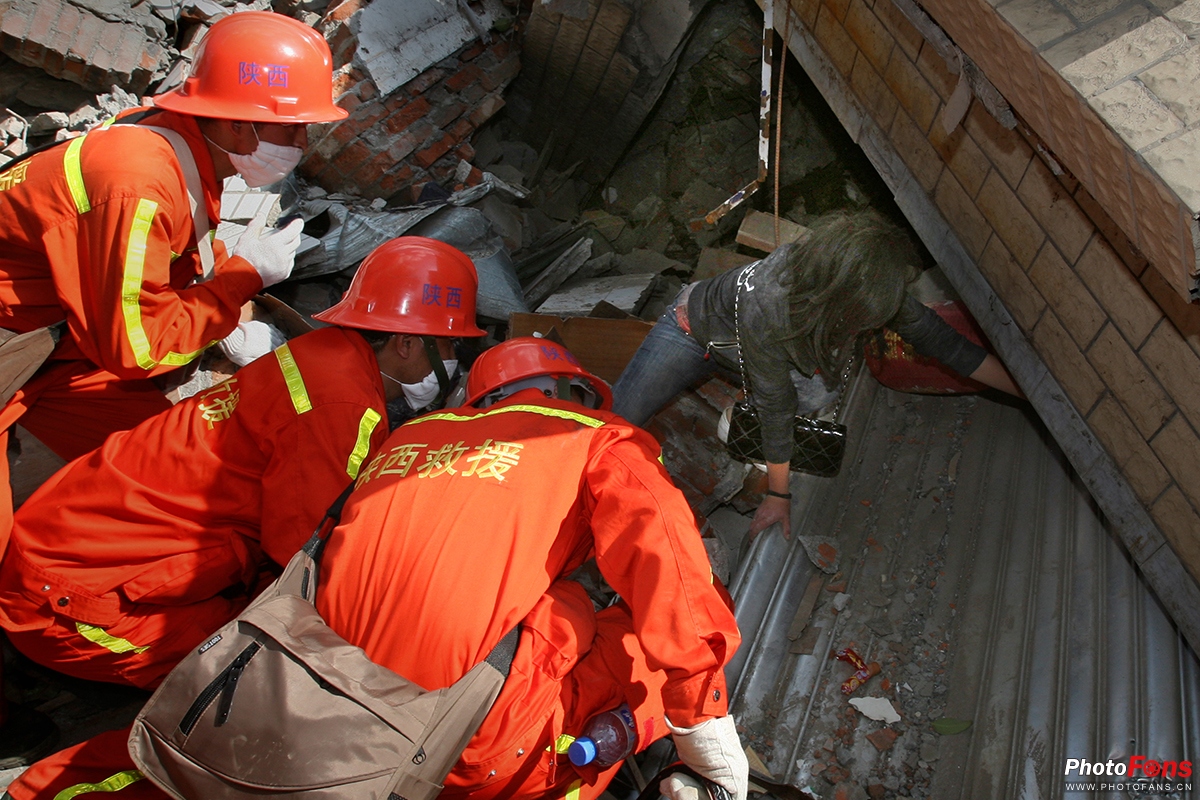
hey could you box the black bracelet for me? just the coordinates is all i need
[766,489,792,500]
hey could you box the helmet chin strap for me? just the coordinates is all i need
[421,336,452,404]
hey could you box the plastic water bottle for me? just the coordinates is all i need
[567,703,638,767]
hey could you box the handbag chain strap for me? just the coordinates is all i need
[734,261,855,422]
[733,262,757,404]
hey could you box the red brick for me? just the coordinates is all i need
[463,165,484,186]
[448,117,473,143]
[489,38,511,60]
[444,63,483,92]
[323,0,365,24]
[331,69,357,98]
[137,43,160,75]
[25,0,56,43]
[0,4,32,50]
[328,25,356,67]
[414,133,455,168]
[866,728,898,751]
[359,80,378,101]
[383,92,409,113]
[62,55,89,86]
[387,130,421,161]
[479,53,521,91]
[384,96,431,134]
[336,93,363,116]
[458,82,486,105]
[428,156,459,184]
[351,149,399,185]
[90,21,123,73]
[404,68,447,96]
[454,141,476,162]
[378,163,415,192]
[297,151,328,180]
[44,12,83,76]
[459,41,485,61]
[348,99,388,130]
[467,93,505,127]
[68,12,103,63]
[330,120,359,145]
[113,25,148,81]
[429,100,467,129]
[330,139,372,178]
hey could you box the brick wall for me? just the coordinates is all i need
[772,0,1200,645]
[298,0,520,201]
[0,0,166,94]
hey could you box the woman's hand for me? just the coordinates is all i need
[748,495,791,540]
[748,461,793,540]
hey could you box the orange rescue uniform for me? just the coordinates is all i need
[316,392,741,800]
[0,108,263,540]
[0,327,388,690]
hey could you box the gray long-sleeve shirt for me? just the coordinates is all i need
[686,245,988,464]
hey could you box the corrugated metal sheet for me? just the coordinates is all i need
[726,373,1200,798]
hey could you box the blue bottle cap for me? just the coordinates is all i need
[568,737,598,767]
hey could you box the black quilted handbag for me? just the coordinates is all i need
[722,263,851,478]
[726,400,846,477]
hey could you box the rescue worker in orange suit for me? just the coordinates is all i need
[312,337,747,800]
[0,11,345,761]
[0,238,485,785]
[0,9,345,528]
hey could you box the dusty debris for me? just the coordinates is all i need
[798,535,840,574]
[865,728,898,752]
[848,697,901,724]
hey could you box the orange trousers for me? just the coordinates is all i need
[7,594,672,800]
[0,361,170,731]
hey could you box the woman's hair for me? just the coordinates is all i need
[778,209,919,379]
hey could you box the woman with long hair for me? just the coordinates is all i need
[612,209,1019,539]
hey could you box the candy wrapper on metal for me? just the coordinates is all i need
[836,648,881,695]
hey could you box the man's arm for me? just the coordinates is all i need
[45,179,261,379]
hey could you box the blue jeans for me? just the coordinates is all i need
[612,302,721,425]
[612,294,841,426]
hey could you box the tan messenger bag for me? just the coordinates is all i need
[128,485,519,800]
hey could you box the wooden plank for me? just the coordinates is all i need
[786,573,825,641]
[508,313,653,385]
[735,209,809,252]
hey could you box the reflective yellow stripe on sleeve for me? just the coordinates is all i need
[75,623,149,654]
[549,734,576,754]
[346,408,382,478]
[120,199,159,370]
[63,135,90,214]
[53,770,145,800]
[408,404,605,429]
[275,343,312,414]
[119,199,213,371]
[564,779,583,800]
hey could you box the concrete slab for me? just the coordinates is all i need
[1087,79,1182,151]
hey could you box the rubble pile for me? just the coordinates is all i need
[0,0,271,168]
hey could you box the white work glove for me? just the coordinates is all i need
[219,320,286,367]
[660,772,709,800]
[666,716,748,800]
[233,211,303,288]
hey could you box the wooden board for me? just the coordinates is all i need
[508,313,654,385]
[735,209,809,252]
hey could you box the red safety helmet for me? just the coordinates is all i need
[313,236,486,337]
[465,337,613,410]
[154,12,347,123]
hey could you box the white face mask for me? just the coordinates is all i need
[209,124,303,188]
[230,139,303,188]
[383,360,458,409]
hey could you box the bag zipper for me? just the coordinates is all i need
[178,641,262,734]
